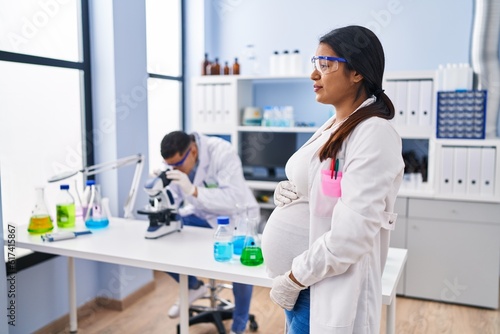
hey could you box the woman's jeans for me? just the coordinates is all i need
[167,214,253,333]
[285,288,310,334]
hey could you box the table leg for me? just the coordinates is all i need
[386,297,396,334]
[68,257,77,333]
[179,274,189,334]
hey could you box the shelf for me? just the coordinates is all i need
[237,126,318,133]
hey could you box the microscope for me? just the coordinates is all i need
[137,170,183,239]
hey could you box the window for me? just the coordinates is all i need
[0,0,92,230]
[145,0,183,169]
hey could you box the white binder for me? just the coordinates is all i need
[395,81,408,125]
[418,80,433,126]
[480,147,496,196]
[440,146,454,193]
[193,84,206,129]
[466,147,482,195]
[205,84,215,124]
[406,80,420,125]
[452,147,467,194]
[214,84,224,123]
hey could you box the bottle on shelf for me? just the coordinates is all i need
[232,57,240,75]
[240,216,263,266]
[56,184,76,228]
[210,58,221,75]
[202,53,211,76]
[290,49,303,75]
[84,183,109,229]
[27,187,53,234]
[280,50,290,76]
[223,61,230,75]
[213,216,233,262]
[270,51,280,76]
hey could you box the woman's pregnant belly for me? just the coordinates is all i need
[261,200,310,278]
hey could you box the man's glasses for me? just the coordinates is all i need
[169,147,191,167]
[311,56,348,75]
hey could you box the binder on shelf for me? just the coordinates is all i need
[395,80,408,125]
[466,147,481,195]
[223,84,233,123]
[440,146,454,193]
[406,80,420,126]
[194,84,206,126]
[480,147,496,196]
[452,147,467,194]
[205,84,215,123]
[214,84,224,123]
[418,80,433,126]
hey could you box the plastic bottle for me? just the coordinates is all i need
[280,50,290,76]
[270,51,280,76]
[85,183,109,229]
[213,216,233,262]
[240,217,263,266]
[290,50,302,75]
[223,61,230,75]
[56,184,76,228]
[232,204,249,257]
[202,53,211,76]
[28,187,53,234]
[232,57,240,75]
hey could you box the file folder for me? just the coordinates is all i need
[480,147,496,196]
[395,81,408,125]
[214,84,224,123]
[194,84,206,128]
[452,147,467,194]
[440,146,454,193]
[466,147,481,195]
[205,84,215,123]
[418,80,433,126]
[406,80,420,125]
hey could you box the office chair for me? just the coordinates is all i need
[176,279,258,334]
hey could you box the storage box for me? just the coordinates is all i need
[436,90,487,139]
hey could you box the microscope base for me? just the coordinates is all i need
[145,223,181,239]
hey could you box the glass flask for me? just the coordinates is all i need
[85,184,109,229]
[240,216,264,266]
[28,187,54,234]
[232,204,249,257]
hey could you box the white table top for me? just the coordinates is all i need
[14,218,407,303]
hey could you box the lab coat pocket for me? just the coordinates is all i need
[321,170,342,197]
[311,183,338,218]
[381,211,397,231]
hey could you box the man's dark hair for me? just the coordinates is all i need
[160,131,193,159]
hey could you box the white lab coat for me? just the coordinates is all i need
[291,116,404,333]
[170,132,259,229]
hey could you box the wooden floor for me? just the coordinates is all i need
[53,271,500,334]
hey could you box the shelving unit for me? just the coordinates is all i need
[191,72,500,308]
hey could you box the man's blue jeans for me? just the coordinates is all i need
[168,215,253,333]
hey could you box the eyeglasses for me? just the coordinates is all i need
[169,147,191,167]
[311,56,348,75]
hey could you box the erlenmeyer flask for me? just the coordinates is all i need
[232,204,249,257]
[240,216,264,266]
[28,187,54,234]
[85,184,109,229]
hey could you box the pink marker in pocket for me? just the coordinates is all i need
[321,158,342,197]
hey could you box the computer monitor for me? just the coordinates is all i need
[239,131,297,181]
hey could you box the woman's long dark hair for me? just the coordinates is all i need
[318,25,395,162]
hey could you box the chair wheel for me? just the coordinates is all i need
[249,320,258,332]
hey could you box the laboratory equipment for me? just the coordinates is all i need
[28,187,54,234]
[41,230,92,242]
[56,184,76,228]
[240,217,263,266]
[232,57,240,75]
[232,204,249,256]
[48,154,144,220]
[136,170,182,239]
[213,216,233,262]
[85,183,109,229]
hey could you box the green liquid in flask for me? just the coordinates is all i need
[57,203,76,228]
[240,243,264,266]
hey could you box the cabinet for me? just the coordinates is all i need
[191,74,500,308]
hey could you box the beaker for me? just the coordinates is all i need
[27,187,54,234]
[240,216,264,266]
